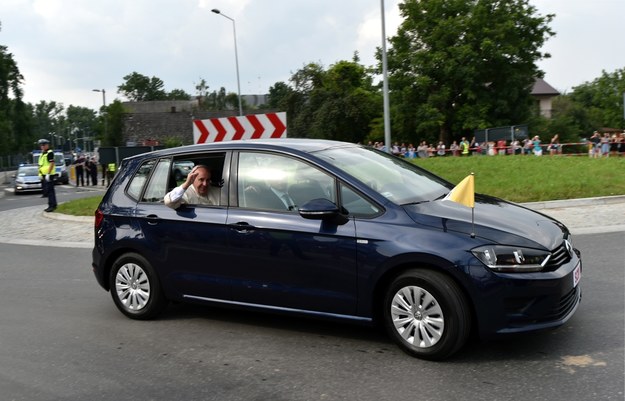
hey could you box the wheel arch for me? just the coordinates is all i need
[370,256,478,333]
[100,246,151,291]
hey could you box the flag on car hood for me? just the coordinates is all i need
[444,173,474,208]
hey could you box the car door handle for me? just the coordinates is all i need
[145,214,160,225]
[229,221,255,233]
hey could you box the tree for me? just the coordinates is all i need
[267,81,294,109]
[282,60,381,142]
[31,101,63,142]
[102,100,125,146]
[118,72,168,101]
[308,61,381,142]
[193,78,240,111]
[568,68,625,132]
[385,0,554,145]
[66,105,98,151]
[166,89,191,100]
[194,77,210,109]
[0,22,27,155]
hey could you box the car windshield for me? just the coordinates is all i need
[315,145,451,205]
[18,166,39,176]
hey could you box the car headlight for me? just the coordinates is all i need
[472,245,551,272]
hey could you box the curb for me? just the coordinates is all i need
[0,237,93,249]
[520,195,625,210]
[42,210,93,223]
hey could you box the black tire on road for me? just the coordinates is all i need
[109,252,168,320]
[383,269,471,360]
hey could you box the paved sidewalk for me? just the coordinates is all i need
[0,195,623,249]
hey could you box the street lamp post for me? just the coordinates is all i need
[211,8,243,116]
[92,89,107,144]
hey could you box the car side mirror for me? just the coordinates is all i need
[298,198,349,225]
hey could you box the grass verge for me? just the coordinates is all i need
[56,195,103,216]
[413,155,625,203]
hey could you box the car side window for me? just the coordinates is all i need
[127,160,156,201]
[237,152,336,212]
[169,153,227,206]
[340,183,381,218]
[142,159,171,203]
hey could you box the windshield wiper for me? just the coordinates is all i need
[402,200,431,206]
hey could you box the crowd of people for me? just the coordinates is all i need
[369,131,625,158]
[72,153,100,186]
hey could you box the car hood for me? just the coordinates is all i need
[403,195,568,249]
[17,176,41,183]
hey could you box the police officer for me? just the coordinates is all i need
[106,162,116,187]
[38,139,57,212]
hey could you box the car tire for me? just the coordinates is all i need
[109,253,168,320]
[383,269,471,360]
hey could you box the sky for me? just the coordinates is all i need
[1,0,624,112]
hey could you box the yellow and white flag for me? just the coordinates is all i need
[444,173,475,208]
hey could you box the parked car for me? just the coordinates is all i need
[91,139,582,360]
[173,160,194,181]
[13,164,42,193]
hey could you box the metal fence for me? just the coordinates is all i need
[0,154,31,184]
[0,154,31,170]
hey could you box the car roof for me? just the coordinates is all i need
[125,139,360,162]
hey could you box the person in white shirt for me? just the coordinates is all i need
[164,165,219,209]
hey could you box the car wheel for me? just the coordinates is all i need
[383,269,471,360]
[109,253,168,320]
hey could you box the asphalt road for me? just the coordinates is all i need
[0,182,105,212]
[0,233,622,401]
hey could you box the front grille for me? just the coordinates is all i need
[539,286,581,322]
[544,242,572,271]
[504,286,581,326]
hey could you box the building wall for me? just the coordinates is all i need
[537,96,553,119]
[121,101,277,146]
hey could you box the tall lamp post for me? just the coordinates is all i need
[92,89,107,147]
[211,8,243,116]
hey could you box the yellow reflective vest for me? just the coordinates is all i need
[38,149,55,177]
[461,141,470,155]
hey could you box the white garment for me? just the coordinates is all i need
[164,184,219,209]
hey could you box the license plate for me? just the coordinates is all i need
[573,263,581,288]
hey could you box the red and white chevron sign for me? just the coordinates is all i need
[193,112,287,144]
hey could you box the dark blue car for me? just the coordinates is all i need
[92,139,582,360]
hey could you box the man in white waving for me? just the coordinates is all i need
[164,165,219,208]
